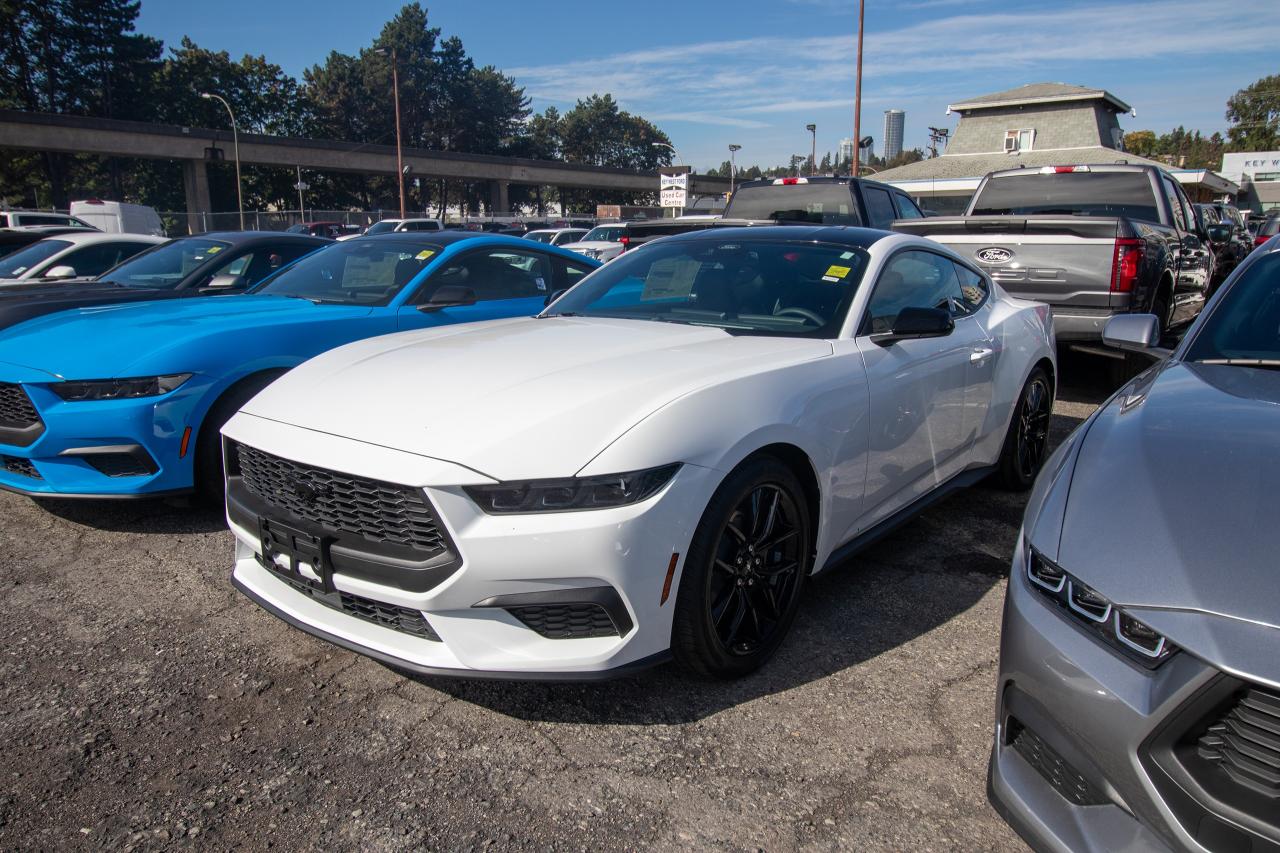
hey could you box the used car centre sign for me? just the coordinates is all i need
[660,171,688,209]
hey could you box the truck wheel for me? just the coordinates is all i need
[995,367,1052,491]
[671,457,811,679]
[1152,291,1172,345]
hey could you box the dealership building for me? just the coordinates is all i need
[1219,152,1280,214]
[877,82,1238,213]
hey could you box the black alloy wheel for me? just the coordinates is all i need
[997,367,1052,491]
[672,457,811,678]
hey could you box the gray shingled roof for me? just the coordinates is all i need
[948,82,1131,114]
[875,147,1169,183]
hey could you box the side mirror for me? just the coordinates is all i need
[870,306,954,345]
[44,265,77,280]
[1205,223,1232,244]
[544,288,568,307]
[418,284,477,312]
[200,273,247,293]
[1102,314,1160,353]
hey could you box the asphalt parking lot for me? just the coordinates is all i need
[0,354,1114,852]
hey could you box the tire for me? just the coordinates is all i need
[995,367,1053,491]
[671,456,812,679]
[193,370,286,504]
[1151,290,1172,346]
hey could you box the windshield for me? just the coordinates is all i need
[363,221,399,235]
[524,231,554,243]
[0,240,72,278]
[970,171,1160,220]
[252,238,442,305]
[1185,252,1280,365]
[100,238,229,288]
[543,237,867,337]
[582,226,623,242]
[727,183,859,224]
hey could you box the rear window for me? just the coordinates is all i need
[727,183,858,225]
[969,171,1161,222]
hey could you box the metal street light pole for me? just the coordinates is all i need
[295,165,305,220]
[199,92,243,230]
[728,144,741,195]
[806,124,817,176]
[651,141,683,167]
[377,47,407,219]
[853,0,865,177]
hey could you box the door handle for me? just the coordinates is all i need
[970,347,994,363]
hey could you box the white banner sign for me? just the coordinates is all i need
[660,172,688,208]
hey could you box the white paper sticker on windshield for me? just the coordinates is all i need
[535,276,546,291]
[840,251,855,260]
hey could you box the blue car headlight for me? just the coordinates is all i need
[1025,542,1177,667]
[50,373,192,402]
[464,464,680,514]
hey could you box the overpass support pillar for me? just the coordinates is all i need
[182,159,212,234]
[489,180,510,216]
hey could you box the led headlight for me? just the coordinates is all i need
[1025,542,1177,667]
[51,373,192,402]
[465,464,680,514]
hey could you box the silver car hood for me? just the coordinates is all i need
[1058,361,1280,634]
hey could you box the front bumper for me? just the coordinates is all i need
[0,377,208,498]
[989,536,1280,852]
[225,415,719,679]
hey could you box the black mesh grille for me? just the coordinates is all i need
[0,383,39,429]
[270,563,441,642]
[84,451,156,478]
[235,443,446,556]
[1197,688,1280,797]
[2,455,39,479]
[508,603,620,639]
[1008,718,1108,806]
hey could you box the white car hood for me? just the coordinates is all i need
[562,241,619,252]
[242,316,833,481]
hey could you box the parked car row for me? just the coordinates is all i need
[3,162,1277,852]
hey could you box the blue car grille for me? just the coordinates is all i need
[232,443,447,557]
[0,383,39,429]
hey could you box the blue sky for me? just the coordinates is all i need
[138,0,1280,171]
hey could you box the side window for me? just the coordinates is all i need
[952,263,990,315]
[1161,176,1187,231]
[416,247,550,303]
[863,186,897,229]
[893,193,924,219]
[863,250,964,333]
[552,256,595,291]
[58,242,139,278]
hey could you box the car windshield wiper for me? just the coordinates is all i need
[1196,358,1280,369]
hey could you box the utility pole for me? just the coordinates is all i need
[806,124,817,176]
[295,165,305,219]
[853,0,865,177]
[377,47,407,219]
[927,126,950,159]
[199,92,243,229]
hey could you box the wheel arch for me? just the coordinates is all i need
[726,442,822,567]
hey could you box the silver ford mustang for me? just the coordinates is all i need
[989,238,1280,851]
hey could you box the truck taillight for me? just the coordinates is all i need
[619,236,630,250]
[1256,234,1271,247]
[773,177,808,185]
[1111,238,1143,293]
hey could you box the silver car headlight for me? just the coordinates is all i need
[1026,543,1177,667]
[464,464,680,514]
[50,373,192,402]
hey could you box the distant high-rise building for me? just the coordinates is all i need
[883,109,905,161]
[839,137,855,165]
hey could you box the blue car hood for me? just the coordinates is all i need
[0,295,375,379]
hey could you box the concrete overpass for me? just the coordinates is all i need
[0,110,731,231]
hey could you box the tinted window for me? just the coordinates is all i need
[363,221,399,235]
[524,231,555,244]
[1162,176,1187,230]
[212,245,307,288]
[952,263,989,315]
[894,193,925,219]
[59,241,154,278]
[18,213,74,226]
[0,239,73,278]
[416,247,550,303]
[863,186,897,229]
[403,221,441,232]
[1186,253,1280,362]
[254,239,443,305]
[864,250,964,333]
[727,183,858,224]
[101,238,233,288]
[969,171,1160,221]
[582,226,623,242]
[552,256,596,291]
[554,230,588,245]
[545,238,868,338]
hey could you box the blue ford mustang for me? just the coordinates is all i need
[0,233,600,499]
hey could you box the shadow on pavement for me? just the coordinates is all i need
[30,495,228,535]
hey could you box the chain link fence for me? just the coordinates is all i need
[158,209,600,236]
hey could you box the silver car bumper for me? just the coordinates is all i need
[989,538,1280,852]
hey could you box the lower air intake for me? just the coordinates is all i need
[508,603,621,639]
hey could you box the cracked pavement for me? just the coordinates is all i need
[0,356,1112,851]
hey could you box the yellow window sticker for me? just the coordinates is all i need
[204,246,222,254]
[824,264,851,279]
[415,250,435,260]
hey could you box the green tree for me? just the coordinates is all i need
[1227,75,1280,150]
[1123,130,1158,156]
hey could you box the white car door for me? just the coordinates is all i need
[849,249,990,535]
[951,262,999,452]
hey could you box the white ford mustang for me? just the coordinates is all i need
[224,226,1056,680]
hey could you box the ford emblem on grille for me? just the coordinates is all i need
[290,478,329,505]
[976,247,1013,264]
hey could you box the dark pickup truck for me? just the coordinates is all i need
[894,163,1215,344]
[621,176,926,249]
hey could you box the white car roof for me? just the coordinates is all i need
[46,232,167,246]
